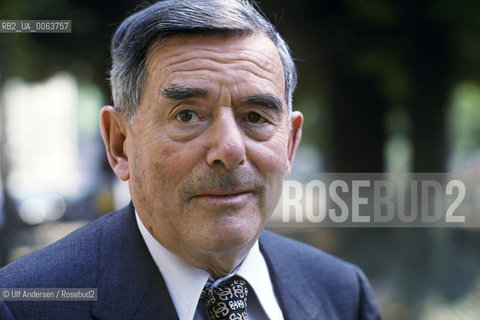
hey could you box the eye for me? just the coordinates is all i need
[245,112,265,124]
[176,109,198,123]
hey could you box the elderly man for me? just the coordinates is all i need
[0,0,381,319]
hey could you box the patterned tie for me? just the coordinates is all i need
[200,276,249,320]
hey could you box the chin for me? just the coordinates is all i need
[203,223,259,252]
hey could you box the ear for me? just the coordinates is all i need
[100,106,130,181]
[286,111,303,176]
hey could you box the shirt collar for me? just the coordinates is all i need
[135,211,209,320]
[236,240,284,319]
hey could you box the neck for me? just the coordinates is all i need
[134,209,259,279]
[154,238,253,278]
[182,241,255,279]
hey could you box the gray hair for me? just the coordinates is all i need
[110,0,297,122]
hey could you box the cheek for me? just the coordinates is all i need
[134,126,189,168]
[246,135,289,209]
[129,134,177,195]
[247,135,289,173]
[143,145,193,186]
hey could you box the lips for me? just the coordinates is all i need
[195,188,252,196]
[191,189,253,204]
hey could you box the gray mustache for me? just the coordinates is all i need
[181,170,264,198]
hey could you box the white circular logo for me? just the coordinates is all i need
[1,290,10,298]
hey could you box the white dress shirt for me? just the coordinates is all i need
[135,212,284,320]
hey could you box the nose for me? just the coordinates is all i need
[205,109,246,169]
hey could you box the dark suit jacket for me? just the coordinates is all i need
[0,203,381,319]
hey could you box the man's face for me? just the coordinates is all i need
[116,33,302,265]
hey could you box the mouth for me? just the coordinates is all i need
[191,189,253,205]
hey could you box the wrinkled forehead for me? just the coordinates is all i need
[144,33,286,99]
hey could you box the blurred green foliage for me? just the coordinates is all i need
[450,83,480,156]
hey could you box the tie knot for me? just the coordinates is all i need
[201,276,248,320]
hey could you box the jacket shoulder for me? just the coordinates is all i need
[260,229,357,273]
[260,230,381,319]
[0,207,127,288]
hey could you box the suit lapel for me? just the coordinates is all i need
[89,206,342,319]
[131,271,178,320]
[259,231,335,320]
[91,204,179,320]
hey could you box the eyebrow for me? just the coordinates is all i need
[161,84,283,114]
[161,84,208,100]
[243,94,283,114]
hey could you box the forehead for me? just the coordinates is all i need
[144,33,285,101]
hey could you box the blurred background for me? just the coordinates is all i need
[1,0,480,319]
